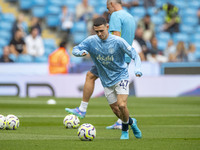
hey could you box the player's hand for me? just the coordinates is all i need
[82,52,87,56]
[135,72,142,77]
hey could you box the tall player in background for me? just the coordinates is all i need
[65,0,137,130]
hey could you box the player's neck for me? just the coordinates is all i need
[115,4,122,11]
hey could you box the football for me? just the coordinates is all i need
[63,114,80,129]
[77,123,96,141]
[0,115,6,130]
[6,114,20,130]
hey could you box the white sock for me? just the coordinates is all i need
[117,119,122,124]
[122,119,129,124]
[79,101,88,112]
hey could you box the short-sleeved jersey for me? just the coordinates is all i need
[72,34,141,87]
[109,10,136,63]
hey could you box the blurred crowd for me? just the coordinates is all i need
[0,0,200,72]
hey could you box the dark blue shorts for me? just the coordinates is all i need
[90,65,99,77]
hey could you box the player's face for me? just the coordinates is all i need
[94,24,109,40]
[107,2,115,14]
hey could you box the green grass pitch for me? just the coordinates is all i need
[0,96,200,150]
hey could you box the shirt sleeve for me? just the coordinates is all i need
[109,12,121,33]
[119,38,142,73]
[72,37,90,57]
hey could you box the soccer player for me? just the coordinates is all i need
[65,0,136,130]
[71,17,142,139]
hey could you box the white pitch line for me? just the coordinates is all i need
[17,114,200,118]
[145,125,200,128]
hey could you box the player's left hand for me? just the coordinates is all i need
[135,72,142,77]
[82,52,87,56]
[81,50,88,56]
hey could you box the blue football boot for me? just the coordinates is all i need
[65,107,86,119]
[106,121,122,129]
[131,118,142,139]
[120,131,129,140]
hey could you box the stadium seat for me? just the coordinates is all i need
[132,16,142,24]
[46,5,61,15]
[32,0,47,6]
[151,15,164,25]
[98,0,107,6]
[31,6,46,18]
[172,33,189,43]
[188,0,200,9]
[157,40,167,51]
[196,26,200,33]
[48,0,63,7]
[182,17,198,27]
[95,6,107,15]
[194,42,200,51]
[0,48,3,56]
[0,30,12,41]
[0,39,9,47]
[63,0,80,7]
[181,8,198,17]
[130,7,146,18]
[0,22,13,31]
[17,54,33,63]
[1,13,15,23]
[156,0,167,7]
[6,0,17,2]
[43,38,56,50]
[34,55,48,63]
[46,15,59,27]
[9,54,17,62]
[71,21,87,33]
[195,51,200,59]
[147,7,157,16]
[191,33,200,43]
[194,42,200,59]
[172,1,187,9]
[156,32,171,42]
[44,48,55,56]
[180,24,195,34]
[88,0,99,7]
[19,0,34,10]
[73,32,88,44]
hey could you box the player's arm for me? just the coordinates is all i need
[72,38,90,57]
[72,47,88,57]
[112,31,121,37]
[109,13,121,37]
[120,38,142,77]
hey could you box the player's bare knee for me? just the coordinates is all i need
[118,103,126,111]
[86,71,98,81]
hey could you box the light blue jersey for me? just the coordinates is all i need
[109,10,136,63]
[72,34,141,88]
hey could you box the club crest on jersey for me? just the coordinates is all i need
[108,48,114,54]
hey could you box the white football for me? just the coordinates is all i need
[0,115,6,130]
[63,114,80,129]
[6,114,20,130]
[77,123,96,141]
